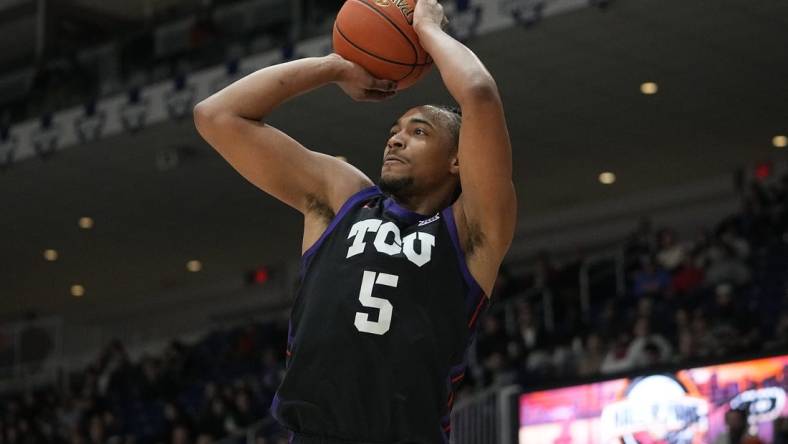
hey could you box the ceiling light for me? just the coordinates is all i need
[78,217,94,229]
[187,260,202,272]
[774,135,787,148]
[43,249,58,261]
[640,82,658,95]
[335,155,348,162]
[71,284,85,297]
[599,172,616,185]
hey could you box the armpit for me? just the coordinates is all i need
[464,219,485,257]
[305,194,335,224]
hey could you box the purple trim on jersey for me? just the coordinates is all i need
[272,393,294,444]
[382,195,432,225]
[440,413,451,443]
[299,186,381,278]
[271,392,282,422]
[440,206,486,306]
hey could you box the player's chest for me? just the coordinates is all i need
[342,214,443,268]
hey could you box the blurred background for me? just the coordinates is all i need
[1,0,787,443]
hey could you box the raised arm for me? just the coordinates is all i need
[193,54,397,214]
[414,2,517,272]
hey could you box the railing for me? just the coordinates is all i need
[208,384,522,444]
[450,384,520,444]
[579,248,626,320]
[490,247,626,335]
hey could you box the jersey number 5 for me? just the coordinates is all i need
[354,270,398,335]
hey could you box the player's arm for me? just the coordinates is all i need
[414,2,517,256]
[193,54,397,214]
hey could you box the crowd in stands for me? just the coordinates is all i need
[3,172,788,443]
[472,172,788,390]
[1,0,345,128]
[0,324,291,444]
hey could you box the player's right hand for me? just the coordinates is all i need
[328,53,398,102]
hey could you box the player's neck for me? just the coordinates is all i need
[388,189,455,216]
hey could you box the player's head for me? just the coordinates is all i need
[379,105,462,201]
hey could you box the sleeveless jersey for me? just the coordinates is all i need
[271,186,488,444]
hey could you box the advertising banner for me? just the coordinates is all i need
[519,355,788,443]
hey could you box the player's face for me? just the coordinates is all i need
[380,107,457,196]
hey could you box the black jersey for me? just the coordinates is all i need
[272,186,488,444]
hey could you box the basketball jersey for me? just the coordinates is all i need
[271,186,488,444]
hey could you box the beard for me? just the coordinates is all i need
[378,175,414,197]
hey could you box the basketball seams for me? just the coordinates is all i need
[335,23,430,68]
[353,0,418,64]
[334,0,432,88]
[335,24,415,83]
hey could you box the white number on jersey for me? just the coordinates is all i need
[354,270,398,335]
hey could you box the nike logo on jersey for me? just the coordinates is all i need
[418,214,440,227]
[346,218,435,267]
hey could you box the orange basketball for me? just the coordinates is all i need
[333,0,432,90]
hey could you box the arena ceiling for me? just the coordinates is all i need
[1,0,787,319]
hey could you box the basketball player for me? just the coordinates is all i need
[194,1,515,442]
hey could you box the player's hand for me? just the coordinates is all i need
[328,53,397,102]
[413,0,449,34]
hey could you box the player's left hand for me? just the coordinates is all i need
[328,53,398,102]
[413,0,449,33]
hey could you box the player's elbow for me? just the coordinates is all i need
[193,100,218,132]
[193,100,233,143]
[457,75,500,105]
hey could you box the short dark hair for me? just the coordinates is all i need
[427,105,463,202]
[425,104,462,150]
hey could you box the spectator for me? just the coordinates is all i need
[706,283,759,354]
[712,409,763,444]
[774,417,788,444]
[86,414,105,444]
[475,315,510,384]
[764,310,788,351]
[575,333,605,376]
[197,396,229,439]
[690,309,719,358]
[593,299,625,343]
[655,228,688,271]
[625,317,672,369]
[532,250,559,290]
[260,347,284,396]
[509,302,551,371]
[671,254,705,297]
[600,332,633,374]
[231,390,258,429]
[624,217,655,264]
[703,242,751,286]
[632,256,671,298]
[674,328,697,364]
[139,356,166,401]
[171,423,193,444]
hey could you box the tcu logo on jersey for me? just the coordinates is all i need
[346,219,435,267]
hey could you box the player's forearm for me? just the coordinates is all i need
[195,55,344,122]
[415,24,500,105]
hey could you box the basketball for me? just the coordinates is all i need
[333,0,432,90]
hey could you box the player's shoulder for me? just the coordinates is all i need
[330,179,379,214]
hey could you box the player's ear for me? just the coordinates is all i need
[449,154,460,174]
